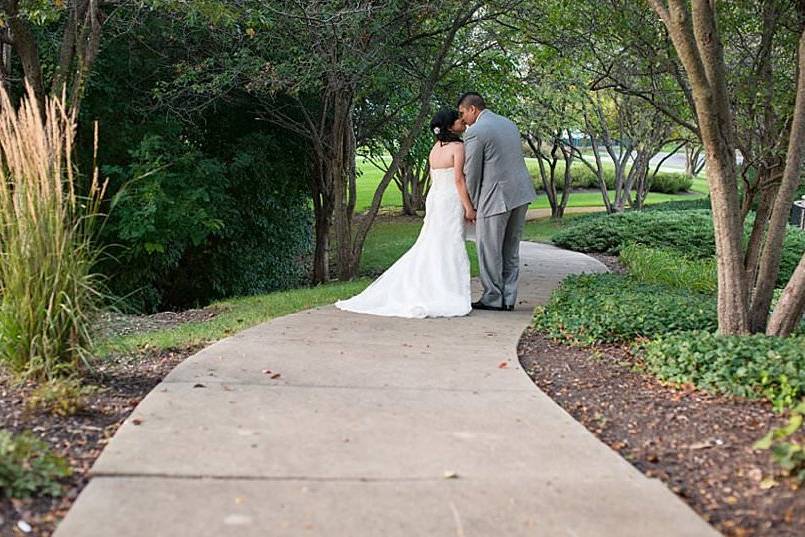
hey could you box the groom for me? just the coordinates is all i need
[459,92,537,312]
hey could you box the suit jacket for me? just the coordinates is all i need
[463,110,537,217]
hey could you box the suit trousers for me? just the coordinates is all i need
[475,203,529,308]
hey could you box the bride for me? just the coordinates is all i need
[335,109,476,318]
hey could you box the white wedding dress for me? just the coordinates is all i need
[335,167,471,318]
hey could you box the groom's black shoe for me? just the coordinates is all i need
[472,301,505,311]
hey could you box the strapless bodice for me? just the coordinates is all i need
[430,167,454,178]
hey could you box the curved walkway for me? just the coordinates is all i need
[55,242,718,537]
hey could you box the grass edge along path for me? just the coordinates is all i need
[98,280,371,356]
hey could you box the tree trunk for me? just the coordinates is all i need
[767,253,805,336]
[2,0,104,115]
[751,29,805,333]
[743,177,776,292]
[331,89,358,281]
[685,144,704,177]
[310,151,332,283]
[398,164,417,216]
[5,1,46,112]
[556,129,575,219]
[527,134,558,216]
[650,0,751,334]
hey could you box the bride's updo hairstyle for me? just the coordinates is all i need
[430,108,463,144]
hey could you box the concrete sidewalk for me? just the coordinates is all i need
[54,242,719,537]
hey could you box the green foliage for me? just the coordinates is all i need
[777,229,805,292]
[639,331,805,412]
[645,197,712,212]
[755,400,805,483]
[102,133,228,310]
[0,430,71,499]
[533,274,717,345]
[100,129,312,312]
[25,378,97,417]
[195,133,312,303]
[552,209,715,255]
[620,244,717,294]
[552,209,805,288]
[78,13,315,313]
[649,171,695,194]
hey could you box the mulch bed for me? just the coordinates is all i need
[0,309,214,536]
[587,253,628,275]
[518,331,805,537]
[96,306,222,340]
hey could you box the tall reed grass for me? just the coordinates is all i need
[0,86,107,380]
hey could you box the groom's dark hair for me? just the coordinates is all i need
[457,92,486,110]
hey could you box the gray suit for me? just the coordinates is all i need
[464,110,537,308]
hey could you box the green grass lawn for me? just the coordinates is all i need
[522,214,590,243]
[357,157,708,212]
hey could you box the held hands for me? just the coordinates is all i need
[464,205,477,223]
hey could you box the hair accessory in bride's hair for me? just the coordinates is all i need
[433,127,441,135]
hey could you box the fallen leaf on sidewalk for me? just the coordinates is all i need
[132,418,143,426]
[270,373,281,379]
[443,471,458,479]
[498,361,508,368]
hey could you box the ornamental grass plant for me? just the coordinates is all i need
[0,86,107,380]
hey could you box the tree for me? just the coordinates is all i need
[0,0,112,114]
[154,1,496,282]
[646,0,805,335]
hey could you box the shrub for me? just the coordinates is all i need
[0,430,71,499]
[648,171,694,194]
[25,378,97,417]
[179,133,312,305]
[101,133,229,311]
[620,244,717,294]
[533,274,717,345]
[645,197,712,212]
[101,132,312,312]
[553,209,804,288]
[530,162,691,193]
[0,89,106,380]
[552,210,716,256]
[639,331,805,412]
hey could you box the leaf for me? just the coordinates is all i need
[753,432,773,450]
[759,477,778,490]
